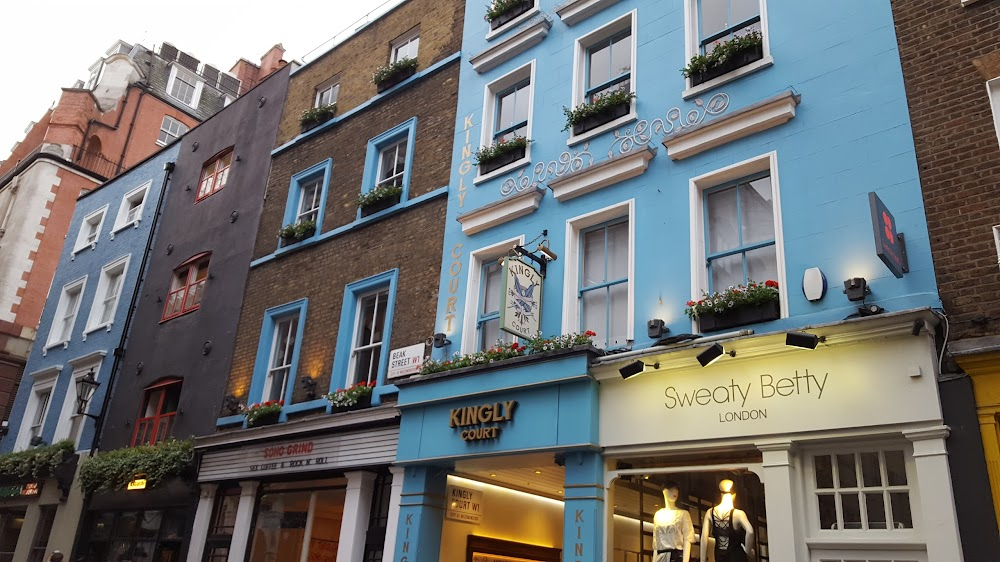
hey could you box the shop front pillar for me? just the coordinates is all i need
[226,480,260,562]
[977,410,1000,524]
[185,483,219,562]
[393,465,447,562]
[756,440,803,562]
[383,466,406,562]
[562,451,604,562]
[340,471,377,562]
[903,426,964,561]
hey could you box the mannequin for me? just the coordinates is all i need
[653,481,694,562]
[700,479,753,562]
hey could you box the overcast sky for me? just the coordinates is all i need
[0,0,407,162]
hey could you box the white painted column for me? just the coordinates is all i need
[383,467,405,562]
[903,426,964,561]
[338,471,377,562]
[186,483,219,562]
[226,480,261,562]
[756,440,804,562]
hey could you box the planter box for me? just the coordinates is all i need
[489,1,533,30]
[330,394,372,414]
[690,44,764,87]
[571,101,630,136]
[376,65,417,93]
[477,144,527,175]
[248,410,281,427]
[280,227,316,247]
[697,299,780,332]
[360,194,402,217]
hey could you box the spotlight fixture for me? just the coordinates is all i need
[785,331,826,350]
[0,421,7,438]
[300,377,318,400]
[843,277,869,302]
[29,435,46,447]
[432,333,452,348]
[222,395,241,416]
[697,343,735,367]
[619,360,660,379]
[647,319,669,339]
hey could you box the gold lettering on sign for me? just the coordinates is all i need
[449,400,518,442]
[458,112,474,208]
[442,243,463,333]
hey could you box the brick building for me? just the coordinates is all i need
[189,0,463,561]
[0,40,286,430]
[890,0,1000,554]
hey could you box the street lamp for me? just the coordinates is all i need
[76,369,101,420]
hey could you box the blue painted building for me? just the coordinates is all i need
[0,143,177,558]
[395,0,964,561]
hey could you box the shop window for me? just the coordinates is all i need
[250,300,306,407]
[26,506,56,562]
[47,276,87,347]
[157,116,188,146]
[391,29,419,63]
[704,172,777,292]
[333,271,397,391]
[162,253,210,321]
[132,378,182,447]
[0,509,26,562]
[359,120,416,218]
[197,149,233,201]
[281,160,331,246]
[74,206,108,253]
[78,510,186,562]
[580,218,630,349]
[87,255,129,332]
[248,487,346,562]
[113,182,150,230]
[204,486,241,562]
[812,449,913,531]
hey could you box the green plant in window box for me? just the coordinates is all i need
[372,57,418,92]
[356,183,403,210]
[474,136,530,174]
[78,439,194,494]
[240,400,283,427]
[562,90,636,133]
[0,439,74,479]
[485,0,533,28]
[684,280,780,332]
[278,220,317,244]
[299,103,337,132]
[324,381,376,412]
[682,31,764,86]
[418,331,597,375]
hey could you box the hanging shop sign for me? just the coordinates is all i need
[0,482,40,498]
[500,257,542,339]
[449,400,518,442]
[446,484,484,524]
[869,191,908,278]
[127,479,147,490]
[388,343,426,379]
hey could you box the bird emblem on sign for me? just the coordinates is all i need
[501,257,542,338]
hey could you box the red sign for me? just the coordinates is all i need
[263,441,315,459]
[869,192,908,279]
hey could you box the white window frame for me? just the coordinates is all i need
[113,181,151,232]
[568,10,638,146]
[314,78,340,108]
[391,29,420,63]
[476,61,535,183]
[562,200,635,343]
[462,236,525,354]
[682,0,773,97]
[376,139,408,189]
[53,354,105,450]
[263,314,299,403]
[15,367,59,451]
[348,288,390,386]
[47,276,87,348]
[157,116,188,146]
[688,151,787,329]
[73,205,108,253]
[166,65,204,109]
[987,77,1000,149]
[86,255,130,333]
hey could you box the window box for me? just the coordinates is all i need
[687,41,764,87]
[476,139,528,175]
[330,394,372,414]
[358,184,403,217]
[248,410,280,427]
[360,194,401,217]
[488,0,533,30]
[571,100,630,136]
[697,299,779,332]
[374,59,418,93]
[299,104,337,134]
[278,220,317,246]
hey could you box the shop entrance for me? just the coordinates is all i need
[247,480,346,562]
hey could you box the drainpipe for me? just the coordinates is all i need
[76,88,131,162]
[115,89,146,175]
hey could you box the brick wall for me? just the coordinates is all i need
[274,0,465,145]
[891,0,1000,340]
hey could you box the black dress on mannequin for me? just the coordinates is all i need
[711,509,748,562]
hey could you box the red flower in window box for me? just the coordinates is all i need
[239,400,283,427]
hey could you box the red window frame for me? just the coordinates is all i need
[197,149,233,201]
[161,252,210,321]
[131,378,182,447]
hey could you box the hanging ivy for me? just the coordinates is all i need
[79,439,194,494]
[0,440,75,479]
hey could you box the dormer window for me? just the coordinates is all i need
[167,65,204,109]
